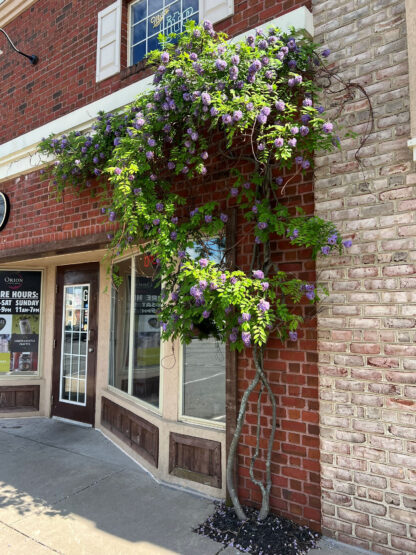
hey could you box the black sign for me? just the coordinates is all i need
[0,192,10,231]
[0,271,41,374]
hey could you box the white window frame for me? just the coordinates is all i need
[127,0,201,67]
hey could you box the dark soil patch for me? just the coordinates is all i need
[194,502,321,555]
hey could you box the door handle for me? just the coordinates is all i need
[89,347,94,353]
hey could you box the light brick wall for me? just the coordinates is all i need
[313,0,416,553]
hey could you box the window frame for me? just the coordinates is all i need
[108,252,163,416]
[127,0,200,67]
[178,338,226,430]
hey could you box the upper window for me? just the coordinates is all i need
[129,0,199,65]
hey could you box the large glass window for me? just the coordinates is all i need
[129,0,199,65]
[181,237,226,425]
[109,255,161,409]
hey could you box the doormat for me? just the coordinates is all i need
[194,502,320,555]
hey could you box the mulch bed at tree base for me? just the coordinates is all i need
[194,502,321,555]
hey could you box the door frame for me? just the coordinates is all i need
[51,262,99,426]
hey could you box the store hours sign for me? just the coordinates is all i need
[0,271,41,374]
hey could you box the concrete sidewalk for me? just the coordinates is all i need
[0,418,371,555]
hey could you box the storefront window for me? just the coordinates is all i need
[109,255,161,409]
[181,237,226,425]
[0,271,42,376]
[182,338,226,423]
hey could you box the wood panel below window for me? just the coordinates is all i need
[101,396,159,468]
[0,385,40,412]
[169,432,222,488]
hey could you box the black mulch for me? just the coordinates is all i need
[194,502,321,555]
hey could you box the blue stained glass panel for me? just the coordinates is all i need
[148,0,164,16]
[132,0,146,23]
[132,20,146,45]
[148,34,160,53]
[132,42,146,65]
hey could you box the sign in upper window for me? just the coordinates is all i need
[129,0,199,65]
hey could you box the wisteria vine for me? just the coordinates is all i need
[39,20,354,520]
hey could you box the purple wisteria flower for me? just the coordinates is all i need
[275,177,283,186]
[242,332,251,347]
[257,113,267,125]
[109,211,116,222]
[328,233,338,245]
[178,250,186,258]
[146,151,154,160]
[258,299,270,312]
[230,277,238,285]
[229,332,238,343]
[114,167,122,175]
[156,203,164,212]
[233,110,243,122]
[231,54,240,65]
[249,59,262,73]
[171,292,179,302]
[199,258,209,268]
[253,270,264,279]
[300,126,310,136]
[246,102,254,111]
[161,52,169,64]
[215,58,227,71]
[301,114,311,124]
[288,59,297,69]
[133,187,141,195]
[229,65,239,80]
[303,98,313,107]
[323,122,334,133]
[302,160,311,170]
[274,138,284,148]
[202,310,211,319]
[231,187,239,197]
[290,228,299,239]
[321,246,330,255]
[295,156,303,165]
[210,282,218,290]
[317,106,325,114]
[201,92,211,105]
[170,231,177,240]
[289,331,298,341]
[290,126,299,135]
[167,161,175,170]
[152,218,160,225]
[275,100,285,111]
[261,282,269,291]
[257,222,268,230]
[171,216,178,224]
[199,279,208,290]
[343,239,352,248]
[222,114,232,125]
[246,34,255,46]
[241,313,251,322]
[288,78,295,87]
[201,151,209,160]
[190,52,198,61]
[205,215,212,223]
[220,213,228,223]
[288,138,297,148]
[322,48,331,57]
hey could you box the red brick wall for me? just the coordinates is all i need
[0,0,310,145]
[0,172,110,255]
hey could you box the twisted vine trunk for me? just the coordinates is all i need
[226,345,277,521]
